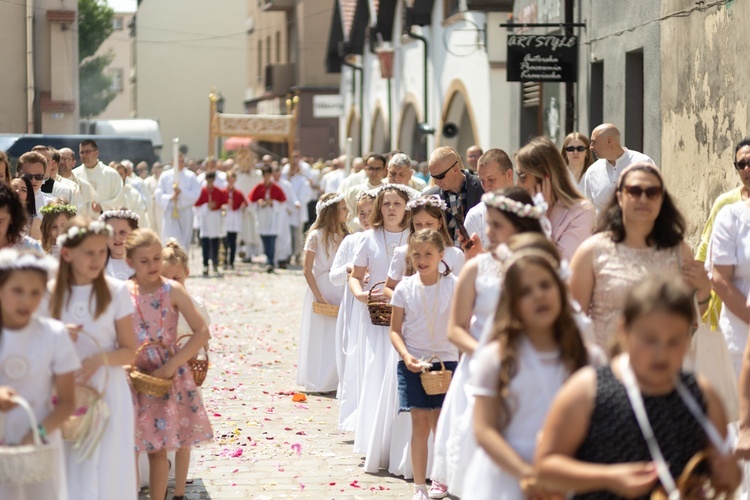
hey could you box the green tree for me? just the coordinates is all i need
[78,0,116,118]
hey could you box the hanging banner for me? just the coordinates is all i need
[216,113,292,140]
[506,34,578,82]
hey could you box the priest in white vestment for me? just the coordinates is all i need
[155,154,201,250]
[72,139,125,212]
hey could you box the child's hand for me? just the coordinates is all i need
[368,290,388,303]
[606,462,658,498]
[711,451,741,494]
[66,324,83,342]
[152,363,177,380]
[404,355,423,373]
[314,295,328,304]
[0,386,18,412]
[80,355,103,382]
[461,233,484,260]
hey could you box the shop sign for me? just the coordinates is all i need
[507,34,578,82]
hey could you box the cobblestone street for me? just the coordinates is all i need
[148,259,414,499]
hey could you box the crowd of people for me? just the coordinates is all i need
[294,126,750,499]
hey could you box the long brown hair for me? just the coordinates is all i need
[516,136,585,207]
[489,250,587,431]
[40,199,75,253]
[370,186,410,229]
[307,193,349,257]
[561,132,593,180]
[50,216,112,320]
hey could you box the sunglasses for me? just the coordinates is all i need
[23,173,45,181]
[565,146,587,153]
[734,160,750,171]
[431,160,458,180]
[621,184,663,200]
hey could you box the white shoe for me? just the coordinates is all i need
[428,480,448,499]
[412,488,429,500]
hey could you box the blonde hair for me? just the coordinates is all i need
[50,216,112,320]
[125,228,161,259]
[307,193,349,257]
[406,228,451,277]
[162,238,189,270]
[370,186,411,229]
[516,136,585,207]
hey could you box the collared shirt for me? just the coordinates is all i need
[582,149,655,214]
[438,174,469,245]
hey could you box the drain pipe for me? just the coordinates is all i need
[342,58,363,156]
[405,27,428,124]
[26,0,35,133]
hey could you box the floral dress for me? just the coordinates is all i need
[130,279,213,453]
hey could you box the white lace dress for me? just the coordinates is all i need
[431,252,503,495]
[296,229,344,392]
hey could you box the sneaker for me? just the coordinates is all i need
[428,480,448,499]
[412,489,429,500]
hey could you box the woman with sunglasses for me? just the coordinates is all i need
[568,162,710,351]
[515,137,595,261]
[561,132,593,191]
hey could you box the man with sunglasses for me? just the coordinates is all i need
[72,139,125,214]
[31,145,75,206]
[17,151,53,216]
[424,146,483,245]
[583,123,654,214]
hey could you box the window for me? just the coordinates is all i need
[275,31,281,63]
[589,61,604,131]
[112,16,123,30]
[257,40,263,81]
[110,68,123,92]
[266,35,271,69]
[625,50,644,153]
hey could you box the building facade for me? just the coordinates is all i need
[136,0,247,163]
[0,0,79,134]
[246,0,341,160]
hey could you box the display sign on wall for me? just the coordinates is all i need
[506,34,578,82]
[313,95,344,118]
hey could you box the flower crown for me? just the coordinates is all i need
[316,193,346,216]
[99,209,140,223]
[482,191,548,219]
[356,189,378,202]
[377,183,420,201]
[0,248,57,276]
[56,220,113,248]
[494,245,569,279]
[39,204,77,217]
[406,194,447,211]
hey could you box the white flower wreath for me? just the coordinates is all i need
[99,209,140,223]
[376,183,420,201]
[56,220,113,248]
[0,248,57,276]
[406,194,447,211]
[481,191,548,219]
[315,193,346,217]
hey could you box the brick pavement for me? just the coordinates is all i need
[140,261,415,499]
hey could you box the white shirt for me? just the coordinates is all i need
[320,169,346,194]
[387,244,465,281]
[390,274,458,361]
[582,149,654,213]
[72,161,126,210]
[49,179,75,204]
[59,174,98,217]
[464,202,489,249]
[34,189,53,214]
[105,257,134,281]
[197,171,228,189]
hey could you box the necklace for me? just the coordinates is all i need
[382,228,404,257]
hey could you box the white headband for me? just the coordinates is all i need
[99,209,140,223]
[315,193,346,216]
[406,194,447,211]
[377,183,420,201]
[0,248,57,277]
[57,220,113,248]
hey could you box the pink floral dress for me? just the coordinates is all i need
[130,279,213,453]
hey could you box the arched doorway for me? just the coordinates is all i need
[346,109,361,156]
[370,106,388,154]
[440,83,479,158]
[398,102,427,162]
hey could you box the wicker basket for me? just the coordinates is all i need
[176,335,210,387]
[129,341,174,397]
[419,356,453,396]
[62,331,109,442]
[0,396,56,485]
[651,451,735,500]
[367,281,392,326]
[312,301,339,317]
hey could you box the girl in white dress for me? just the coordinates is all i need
[0,249,79,500]
[160,238,211,500]
[333,190,375,431]
[101,208,140,281]
[39,201,76,257]
[384,195,466,298]
[465,250,587,499]
[49,216,138,499]
[430,188,546,496]
[390,230,458,500]
[296,192,349,393]
[349,184,413,467]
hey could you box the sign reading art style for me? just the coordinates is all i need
[506,34,578,82]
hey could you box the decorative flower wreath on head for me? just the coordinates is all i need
[482,191,548,219]
[0,248,57,277]
[356,189,378,202]
[377,183,420,201]
[494,244,571,280]
[406,194,447,212]
[39,204,77,217]
[99,209,140,223]
[315,193,346,217]
[56,220,113,248]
